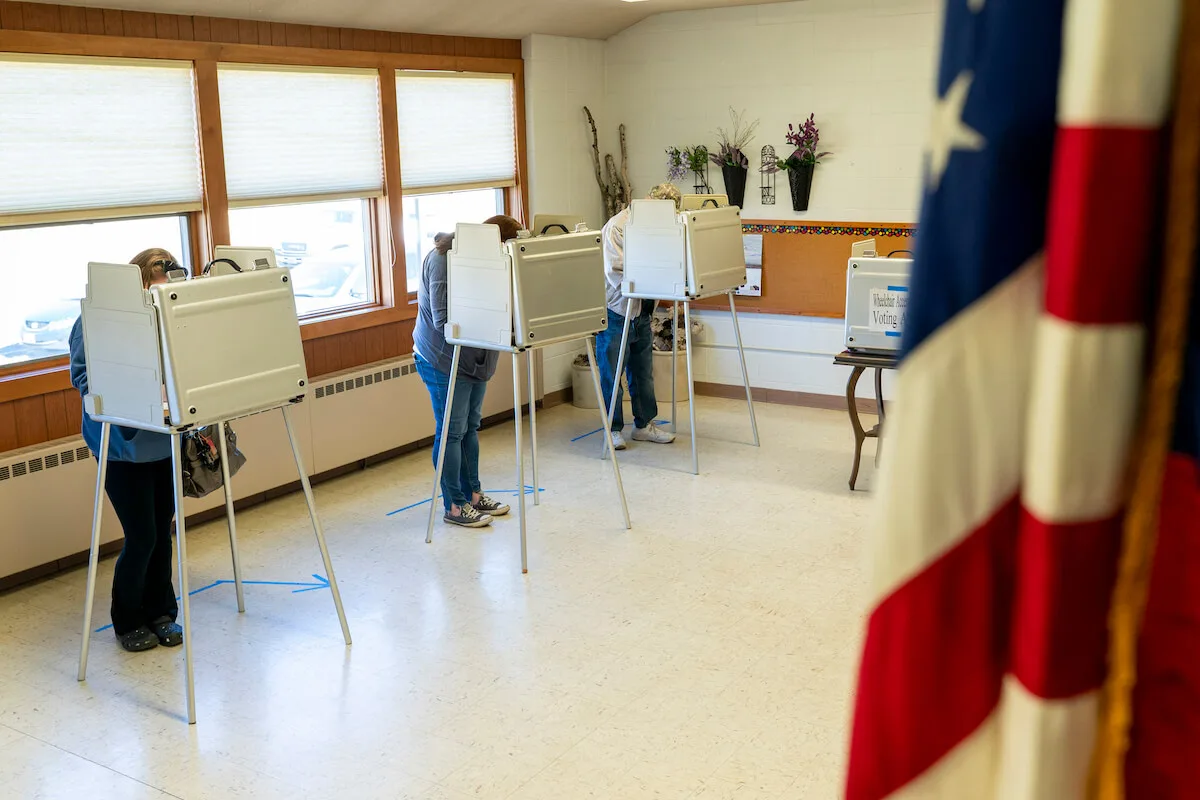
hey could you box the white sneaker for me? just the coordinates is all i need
[610,431,628,451]
[632,422,676,444]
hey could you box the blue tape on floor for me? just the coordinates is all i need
[386,486,542,517]
[92,574,332,632]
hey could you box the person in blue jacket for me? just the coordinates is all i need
[69,248,184,653]
[414,215,522,528]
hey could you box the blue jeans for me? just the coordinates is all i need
[415,354,488,511]
[596,305,657,432]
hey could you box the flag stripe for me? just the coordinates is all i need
[996,678,1097,799]
[847,496,1018,800]
[1022,317,1144,521]
[1010,509,1122,698]
[1045,127,1163,325]
[1058,0,1180,126]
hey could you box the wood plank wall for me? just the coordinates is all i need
[0,1,522,58]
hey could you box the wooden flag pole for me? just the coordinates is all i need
[1089,1,1200,796]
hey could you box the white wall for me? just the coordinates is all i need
[525,0,941,399]
[606,0,939,401]
[522,34,609,392]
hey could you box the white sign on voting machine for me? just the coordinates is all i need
[867,287,907,333]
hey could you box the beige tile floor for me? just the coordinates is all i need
[0,397,878,800]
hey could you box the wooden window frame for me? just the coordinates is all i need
[0,26,527,404]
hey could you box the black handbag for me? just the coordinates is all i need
[181,423,247,499]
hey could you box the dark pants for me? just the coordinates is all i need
[415,353,488,512]
[596,304,657,431]
[104,458,178,636]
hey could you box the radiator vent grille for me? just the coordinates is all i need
[311,363,413,403]
[0,445,92,483]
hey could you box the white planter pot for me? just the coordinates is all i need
[572,363,599,409]
[653,349,690,403]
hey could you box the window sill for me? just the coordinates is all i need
[0,360,73,403]
[299,300,417,341]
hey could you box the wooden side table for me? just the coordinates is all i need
[834,350,899,490]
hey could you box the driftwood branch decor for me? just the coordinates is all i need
[584,106,631,218]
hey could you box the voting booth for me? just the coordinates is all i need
[610,200,759,474]
[845,253,912,353]
[76,261,351,724]
[679,193,729,211]
[430,223,631,572]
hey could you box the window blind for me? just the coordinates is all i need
[0,55,202,226]
[395,72,517,194]
[218,65,384,206]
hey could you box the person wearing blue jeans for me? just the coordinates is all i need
[596,184,680,451]
[413,215,522,528]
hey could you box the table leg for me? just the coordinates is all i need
[847,366,866,490]
[874,367,885,467]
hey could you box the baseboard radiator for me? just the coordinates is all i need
[0,354,531,588]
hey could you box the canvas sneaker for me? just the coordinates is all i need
[632,423,676,444]
[444,504,493,528]
[473,495,510,516]
[610,430,628,451]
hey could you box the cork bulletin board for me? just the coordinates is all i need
[692,221,917,318]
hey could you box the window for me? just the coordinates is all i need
[0,55,202,367]
[395,72,517,293]
[0,216,188,365]
[402,189,505,292]
[218,64,384,317]
[229,199,373,318]
[394,72,517,194]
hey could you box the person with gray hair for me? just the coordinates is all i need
[595,183,681,451]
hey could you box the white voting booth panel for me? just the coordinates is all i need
[446,223,512,350]
[683,206,747,300]
[79,263,167,431]
[512,231,608,349]
[845,256,912,353]
[153,270,308,428]
[622,199,687,300]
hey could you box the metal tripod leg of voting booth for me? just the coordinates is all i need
[427,340,629,572]
[527,349,539,506]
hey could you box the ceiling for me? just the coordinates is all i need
[51,0,803,40]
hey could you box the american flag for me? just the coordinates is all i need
[844,0,1186,798]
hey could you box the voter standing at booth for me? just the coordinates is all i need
[597,184,681,451]
[414,215,522,528]
[68,248,185,653]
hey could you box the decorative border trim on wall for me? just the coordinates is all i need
[742,223,917,238]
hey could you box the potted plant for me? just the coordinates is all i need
[709,108,759,209]
[763,114,831,212]
[665,145,711,194]
[650,307,704,401]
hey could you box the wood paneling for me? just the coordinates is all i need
[193,60,230,247]
[692,222,916,318]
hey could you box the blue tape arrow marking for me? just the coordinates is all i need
[92,574,332,632]
[386,485,543,517]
